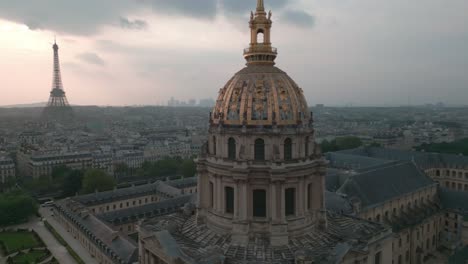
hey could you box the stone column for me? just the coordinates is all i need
[270,182,277,221]
[298,178,304,217]
[235,180,240,218]
[279,181,285,222]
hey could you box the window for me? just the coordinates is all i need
[210,182,214,208]
[376,214,381,222]
[285,188,295,216]
[228,138,236,160]
[374,251,382,264]
[254,139,265,161]
[305,136,310,157]
[405,251,409,261]
[307,183,312,209]
[257,29,265,43]
[398,255,402,264]
[399,238,402,248]
[284,138,292,160]
[253,189,267,217]
[225,186,234,214]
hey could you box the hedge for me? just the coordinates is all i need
[44,220,85,264]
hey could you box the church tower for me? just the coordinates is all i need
[196,0,327,246]
[42,39,74,121]
[138,2,393,263]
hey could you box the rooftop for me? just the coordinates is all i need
[140,211,390,264]
[338,161,435,208]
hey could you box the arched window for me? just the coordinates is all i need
[285,188,295,216]
[307,183,312,209]
[257,29,265,44]
[284,138,292,161]
[212,136,217,155]
[225,186,234,214]
[228,138,236,160]
[305,136,310,157]
[254,138,265,161]
[253,189,266,217]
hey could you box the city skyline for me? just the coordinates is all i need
[0,0,467,107]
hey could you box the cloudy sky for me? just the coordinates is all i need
[0,0,467,106]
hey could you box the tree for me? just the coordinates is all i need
[81,169,116,194]
[320,136,363,153]
[114,163,130,178]
[0,191,37,226]
[62,170,84,197]
[415,138,468,156]
[181,159,196,178]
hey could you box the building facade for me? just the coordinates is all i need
[0,155,15,184]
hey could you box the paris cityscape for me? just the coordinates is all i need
[1,1,468,264]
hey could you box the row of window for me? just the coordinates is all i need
[92,196,157,213]
[210,183,315,217]
[444,181,468,191]
[368,195,433,222]
[435,169,468,179]
[213,136,310,161]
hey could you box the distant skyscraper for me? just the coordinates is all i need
[42,40,73,121]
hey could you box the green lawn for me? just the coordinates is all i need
[10,249,48,264]
[0,231,41,253]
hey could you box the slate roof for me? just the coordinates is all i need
[339,147,468,169]
[166,177,198,189]
[54,199,138,264]
[74,181,181,206]
[325,152,391,170]
[337,161,435,208]
[141,211,391,264]
[99,194,195,225]
[324,191,354,215]
[439,188,468,213]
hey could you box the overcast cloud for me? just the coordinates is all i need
[0,0,467,106]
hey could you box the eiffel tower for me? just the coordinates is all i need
[42,39,74,121]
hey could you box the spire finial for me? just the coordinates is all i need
[257,0,265,12]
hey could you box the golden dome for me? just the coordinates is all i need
[211,65,311,127]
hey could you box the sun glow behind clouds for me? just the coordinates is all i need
[0,19,51,53]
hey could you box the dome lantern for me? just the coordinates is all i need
[244,0,277,65]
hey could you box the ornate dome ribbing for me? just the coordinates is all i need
[211,65,311,127]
